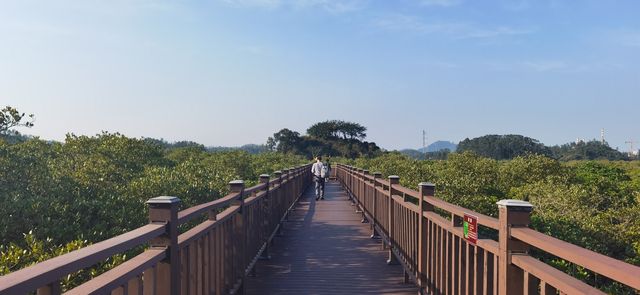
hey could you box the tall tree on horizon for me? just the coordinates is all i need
[0,106,34,136]
[306,120,367,140]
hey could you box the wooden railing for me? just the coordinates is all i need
[336,164,640,295]
[0,164,312,295]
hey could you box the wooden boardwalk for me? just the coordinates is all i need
[245,180,418,295]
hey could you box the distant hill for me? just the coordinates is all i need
[458,134,551,160]
[417,141,457,153]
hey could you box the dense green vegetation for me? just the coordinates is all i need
[1,110,637,293]
[346,152,640,293]
[0,133,306,289]
[550,140,629,161]
[266,120,381,158]
[457,134,632,161]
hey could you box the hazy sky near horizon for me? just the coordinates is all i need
[1,0,639,150]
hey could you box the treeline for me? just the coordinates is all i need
[266,120,381,159]
[457,134,633,161]
[347,152,640,294]
[141,138,269,154]
[0,133,306,289]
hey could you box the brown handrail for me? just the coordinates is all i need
[177,192,241,225]
[335,163,640,294]
[65,249,166,295]
[425,195,500,229]
[512,227,640,290]
[511,255,606,295]
[0,224,165,294]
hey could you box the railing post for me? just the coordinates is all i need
[361,170,370,223]
[387,175,400,265]
[371,172,382,239]
[282,169,290,219]
[291,166,297,196]
[229,180,245,294]
[497,199,533,295]
[358,169,364,206]
[146,196,181,295]
[274,171,284,237]
[36,281,61,295]
[260,174,271,260]
[418,183,435,294]
[353,167,358,203]
[349,166,356,205]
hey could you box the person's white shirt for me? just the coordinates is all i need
[311,161,324,177]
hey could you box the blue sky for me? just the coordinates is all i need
[1,0,639,150]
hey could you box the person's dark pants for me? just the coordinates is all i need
[314,176,325,199]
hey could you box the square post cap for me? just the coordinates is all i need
[274,171,282,175]
[229,180,245,192]
[388,175,400,180]
[373,172,382,177]
[147,196,181,205]
[260,174,270,179]
[419,182,435,188]
[497,199,533,212]
[363,170,370,174]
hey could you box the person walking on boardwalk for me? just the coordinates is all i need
[311,156,325,200]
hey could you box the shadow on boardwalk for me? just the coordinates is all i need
[245,181,418,295]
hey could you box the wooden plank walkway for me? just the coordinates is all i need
[245,180,418,294]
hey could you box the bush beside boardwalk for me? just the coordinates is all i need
[0,133,307,290]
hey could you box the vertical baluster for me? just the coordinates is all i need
[523,271,539,295]
[484,252,494,295]
[371,172,382,238]
[467,243,474,295]
[540,281,556,295]
[361,170,370,222]
[180,246,188,294]
[387,175,400,265]
[444,229,450,294]
[451,235,458,295]
[475,246,484,295]
[451,214,463,294]
[259,174,271,260]
[208,229,215,295]
[189,242,197,294]
[128,274,142,295]
[274,171,283,236]
[143,266,156,295]
[459,239,466,294]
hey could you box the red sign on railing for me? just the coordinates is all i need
[463,213,478,245]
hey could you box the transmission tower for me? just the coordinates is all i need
[422,130,427,154]
[625,139,637,156]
